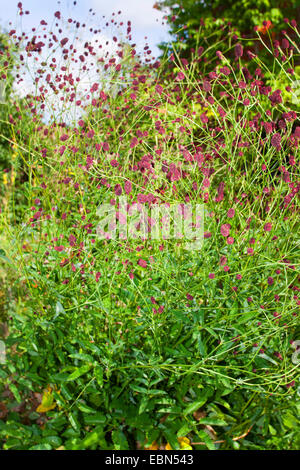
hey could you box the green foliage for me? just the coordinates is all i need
[0,10,299,451]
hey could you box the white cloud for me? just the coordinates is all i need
[91,0,165,30]
[12,30,119,123]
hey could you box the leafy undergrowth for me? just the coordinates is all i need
[0,5,299,450]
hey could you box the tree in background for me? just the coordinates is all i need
[156,0,299,40]
[156,0,299,60]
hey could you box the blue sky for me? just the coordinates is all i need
[0,0,171,57]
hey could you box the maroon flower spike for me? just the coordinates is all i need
[60,38,69,47]
[68,235,76,247]
[264,222,272,232]
[227,208,235,218]
[220,223,231,237]
[114,184,122,196]
[235,43,243,59]
[137,259,147,268]
[203,81,211,92]
[271,133,281,150]
[176,71,185,81]
[124,180,132,195]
